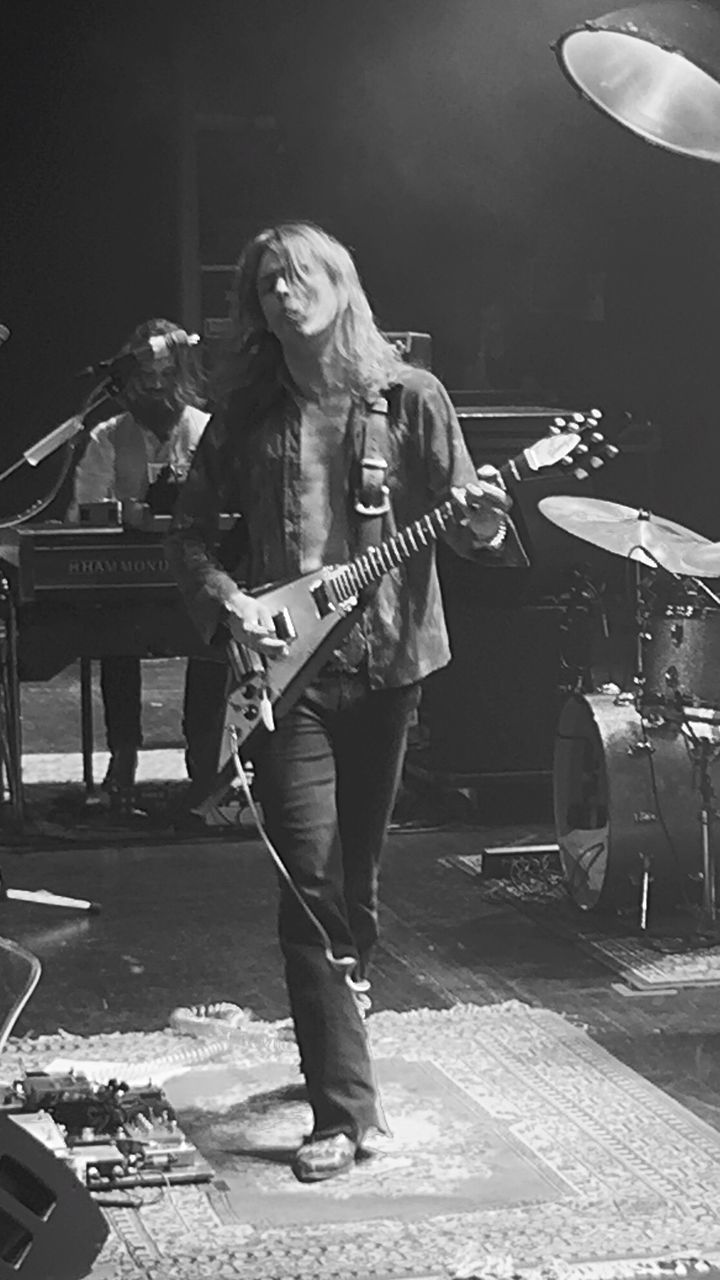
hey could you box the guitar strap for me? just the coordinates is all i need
[350,390,397,556]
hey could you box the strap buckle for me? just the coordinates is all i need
[354,455,391,516]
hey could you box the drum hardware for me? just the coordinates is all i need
[639,852,652,931]
[632,699,720,931]
[627,553,720,719]
[610,687,638,707]
[554,694,708,915]
[542,496,720,921]
[678,709,720,931]
[556,563,607,696]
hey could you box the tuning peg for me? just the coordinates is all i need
[573,467,590,480]
[588,408,603,420]
[590,431,605,444]
[604,444,620,458]
[549,417,566,434]
[589,456,605,469]
[571,412,586,424]
[573,442,589,455]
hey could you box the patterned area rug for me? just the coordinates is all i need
[165,1057,566,1226]
[446,853,720,992]
[6,1003,720,1279]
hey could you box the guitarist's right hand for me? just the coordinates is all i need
[222,590,289,658]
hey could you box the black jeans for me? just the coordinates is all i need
[100,655,229,787]
[252,667,421,1143]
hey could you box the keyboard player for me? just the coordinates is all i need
[66,317,228,818]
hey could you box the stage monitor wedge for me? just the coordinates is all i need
[0,1115,107,1280]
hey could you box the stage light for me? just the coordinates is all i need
[553,2,720,161]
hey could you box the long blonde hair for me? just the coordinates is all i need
[218,222,406,403]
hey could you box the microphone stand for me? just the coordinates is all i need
[0,334,198,491]
[0,369,120,490]
[0,361,132,913]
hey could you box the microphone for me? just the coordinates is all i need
[0,324,10,347]
[79,329,201,380]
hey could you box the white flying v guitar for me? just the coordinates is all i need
[200,411,619,809]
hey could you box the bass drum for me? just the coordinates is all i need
[553,693,711,911]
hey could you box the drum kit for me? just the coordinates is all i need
[539,495,720,928]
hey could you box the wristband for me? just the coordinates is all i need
[486,516,508,551]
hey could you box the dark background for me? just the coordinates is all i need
[2,0,720,531]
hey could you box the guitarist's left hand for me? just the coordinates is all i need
[462,464,513,548]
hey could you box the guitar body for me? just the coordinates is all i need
[221,571,362,754]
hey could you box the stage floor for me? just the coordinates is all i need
[3,659,720,1133]
[5,660,720,1278]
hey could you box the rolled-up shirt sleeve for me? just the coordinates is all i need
[66,428,116,522]
[416,375,528,567]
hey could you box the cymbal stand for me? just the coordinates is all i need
[686,575,720,609]
[676,712,720,930]
[623,552,652,715]
[633,558,647,708]
[636,549,720,930]
[622,548,720,929]
[678,564,720,930]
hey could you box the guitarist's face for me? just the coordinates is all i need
[257,249,339,342]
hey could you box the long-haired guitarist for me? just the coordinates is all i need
[166,223,525,1182]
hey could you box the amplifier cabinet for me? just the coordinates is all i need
[420,586,570,777]
[452,403,661,605]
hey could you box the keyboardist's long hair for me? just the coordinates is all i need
[218,223,405,404]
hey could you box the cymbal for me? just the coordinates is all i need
[669,541,720,578]
[538,496,714,575]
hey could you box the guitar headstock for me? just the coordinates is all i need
[499,412,617,486]
[510,410,620,483]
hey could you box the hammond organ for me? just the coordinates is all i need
[0,518,237,818]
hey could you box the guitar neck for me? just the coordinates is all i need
[346,499,456,593]
[309,416,616,615]
[340,447,533,594]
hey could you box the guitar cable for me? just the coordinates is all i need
[224,724,392,1137]
[225,725,372,1019]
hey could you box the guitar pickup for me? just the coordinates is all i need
[311,579,335,618]
[272,608,297,642]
